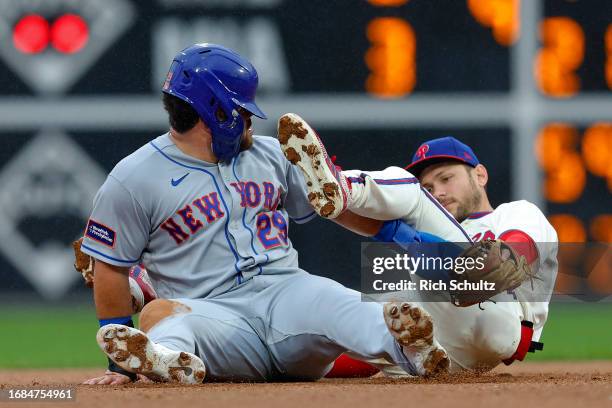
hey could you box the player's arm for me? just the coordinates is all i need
[335,214,461,283]
[93,260,132,319]
[333,210,382,237]
[81,260,136,385]
[89,260,141,384]
[81,176,146,321]
[334,211,452,245]
[343,167,471,243]
[79,175,150,384]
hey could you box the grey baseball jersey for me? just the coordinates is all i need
[83,135,434,380]
[81,133,316,299]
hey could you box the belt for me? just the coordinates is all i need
[503,320,544,365]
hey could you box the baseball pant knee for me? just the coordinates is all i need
[139,298,190,332]
[146,300,276,381]
[472,309,522,361]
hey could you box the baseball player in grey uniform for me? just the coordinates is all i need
[81,43,461,384]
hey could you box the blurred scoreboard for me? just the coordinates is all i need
[0,0,610,96]
[0,0,609,299]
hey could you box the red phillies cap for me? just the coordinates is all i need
[405,136,480,177]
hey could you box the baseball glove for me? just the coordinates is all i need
[73,237,94,287]
[71,238,153,314]
[449,239,533,307]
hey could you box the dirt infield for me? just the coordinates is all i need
[1,362,611,408]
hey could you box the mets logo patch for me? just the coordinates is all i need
[85,219,116,248]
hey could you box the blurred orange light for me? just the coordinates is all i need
[51,14,89,54]
[535,123,576,170]
[535,124,586,203]
[582,123,612,190]
[548,214,586,243]
[535,17,584,98]
[367,0,409,6]
[545,153,586,203]
[585,245,612,294]
[467,0,519,46]
[365,17,416,98]
[553,269,581,295]
[13,14,49,54]
[590,215,612,243]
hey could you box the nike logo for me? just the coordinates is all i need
[171,173,189,187]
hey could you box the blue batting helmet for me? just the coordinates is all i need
[162,43,266,161]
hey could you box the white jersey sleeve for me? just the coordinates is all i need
[343,166,471,242]
[488,200,559,341]
[491,200,558,278]
[492,200,557,244]
[81,174,150,267]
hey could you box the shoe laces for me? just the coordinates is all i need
[330,155,343,172]
[330,155,351,192]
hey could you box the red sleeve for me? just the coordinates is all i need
[324,354,379,378]
[499,229,539,264]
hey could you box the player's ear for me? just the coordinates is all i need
[474,164,488,188]
[194,117,210,135]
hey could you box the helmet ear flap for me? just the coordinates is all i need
[209,96,233,123]
[215,105,228,122]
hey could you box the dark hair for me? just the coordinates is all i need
[162,93,200,133]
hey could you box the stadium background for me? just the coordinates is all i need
[0,0,610,368]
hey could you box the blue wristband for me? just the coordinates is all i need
[371,219,460,282]
[99,316,134,328]
[373,220,422,243]
[418,231,447,243]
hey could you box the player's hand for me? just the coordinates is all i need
[82,370,152,385]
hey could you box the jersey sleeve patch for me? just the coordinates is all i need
[85,219,116,248]
[499,229,539,264]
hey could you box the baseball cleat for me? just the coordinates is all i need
[383,302,450,377]
[128,264,158,313]
[278,113,350,219]
[97,324,206,384]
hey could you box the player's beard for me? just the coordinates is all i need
[239,116,254,151]
[454,175,483,223]
[240,131,253,151]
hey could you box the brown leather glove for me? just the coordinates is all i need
[72,237,94,288]
[449,239,533,307]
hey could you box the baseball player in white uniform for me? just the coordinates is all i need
[81,44,455,385]
[278,113,558,373]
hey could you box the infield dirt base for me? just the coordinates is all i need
[1,362,611,408]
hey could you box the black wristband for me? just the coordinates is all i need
[102,318,138,381]
[107,358,138,381]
